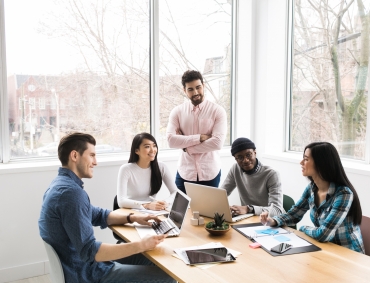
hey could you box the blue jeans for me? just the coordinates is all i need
[100,255,175,283]
[175,170,221,194]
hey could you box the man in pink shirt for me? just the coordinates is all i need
[166,70,227,193]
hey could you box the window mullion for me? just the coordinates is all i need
[0,0,10,163]
[150,0,159,138]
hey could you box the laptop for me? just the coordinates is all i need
[135,190,190,238]
[185,182,253,222]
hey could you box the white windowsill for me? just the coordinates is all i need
[0,147,233,175]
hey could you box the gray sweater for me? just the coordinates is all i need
[221,161,284,216]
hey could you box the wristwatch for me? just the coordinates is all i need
[247,205,254,214]
[127,213,134,223]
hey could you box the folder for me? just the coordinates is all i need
[232,223,321,256]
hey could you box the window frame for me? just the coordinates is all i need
[0,0,239,164]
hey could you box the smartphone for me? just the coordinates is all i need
[270,243,292,254]
[163,227,175,234]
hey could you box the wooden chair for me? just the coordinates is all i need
[360,215,370,256]
[43,240,65,283]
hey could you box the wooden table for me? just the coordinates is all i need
[110,208,370,283]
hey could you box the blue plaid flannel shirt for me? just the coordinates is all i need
[273,182,365,253]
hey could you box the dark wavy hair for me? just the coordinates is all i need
[304,142,362,225]
[128,133,162,195]
[181,70,204,88]
[58,132,96,166]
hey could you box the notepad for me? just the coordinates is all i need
[256,228,279,235]
[238,226,288,238]
[274,235,291,242]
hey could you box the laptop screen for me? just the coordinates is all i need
[169,192,188,229]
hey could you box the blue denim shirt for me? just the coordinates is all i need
[273,182,365,253]
[39,167,114,283]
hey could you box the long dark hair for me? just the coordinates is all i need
[304,142,362,225]
[128,133,162,195]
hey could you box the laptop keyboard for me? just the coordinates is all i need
[152,221,173,234]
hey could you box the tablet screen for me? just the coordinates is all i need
[185,247,236,265]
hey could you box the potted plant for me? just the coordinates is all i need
[205,213,230,235]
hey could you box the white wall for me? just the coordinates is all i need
[1,0,370,282]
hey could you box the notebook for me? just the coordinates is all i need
[135,190,190,238]
[232,223,321,256]
[184,182,253,222]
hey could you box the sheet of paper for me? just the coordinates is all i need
[131,208,169,216]
[254,233,311,251]
[237,226,289,238]
[274,235,291,242]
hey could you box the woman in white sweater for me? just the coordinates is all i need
[117,132,178,210]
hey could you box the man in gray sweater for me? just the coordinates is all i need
[220,137,284,217]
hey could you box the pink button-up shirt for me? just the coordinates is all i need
[166,99,227,181]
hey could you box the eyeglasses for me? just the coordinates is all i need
[235,153,254,162]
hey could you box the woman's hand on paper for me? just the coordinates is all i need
[143,200,167,211]
[260,211,277,226]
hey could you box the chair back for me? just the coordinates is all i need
[283,194,295,212]
[112,195,122,241]
[43,240,65,283]
[283,194,297,229]
[360,216,370,256]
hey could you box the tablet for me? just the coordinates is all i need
[185,247,236,265]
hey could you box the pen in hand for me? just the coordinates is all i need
[149,196,167,210]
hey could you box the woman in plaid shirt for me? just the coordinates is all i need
[261,142,365,253]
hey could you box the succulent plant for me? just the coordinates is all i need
[206,212,229,230]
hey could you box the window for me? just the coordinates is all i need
[39,97,45,110]
[29,98,36,110]
[1,0,234,162]
[158,0,232,148]
[289,0,370,160]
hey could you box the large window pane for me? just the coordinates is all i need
[158,0,232,149]
[5,0,149,159]
[290,0,370,160]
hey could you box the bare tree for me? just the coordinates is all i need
[34,0,232,149]
[292,0,369,158]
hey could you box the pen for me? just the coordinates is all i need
[163,227,175,234]
[149,196,156,201]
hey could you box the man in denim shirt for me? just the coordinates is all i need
[39,133,175,283]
